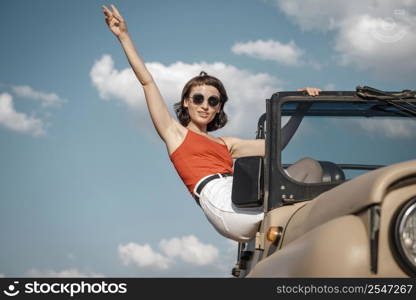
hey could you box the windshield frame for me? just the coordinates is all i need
[264,91,416,211]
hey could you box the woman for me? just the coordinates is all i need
[102,5,322,242]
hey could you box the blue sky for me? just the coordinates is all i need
[1,0,415,277]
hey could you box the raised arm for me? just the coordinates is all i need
[102,5,180,143]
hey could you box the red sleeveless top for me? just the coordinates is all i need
[170,129,233,194]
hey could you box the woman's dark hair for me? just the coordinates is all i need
[174,71,228,131]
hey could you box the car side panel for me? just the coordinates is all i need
[247,215,372,277]
[281,160,416,246]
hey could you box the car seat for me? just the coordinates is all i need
[318,161,346,182]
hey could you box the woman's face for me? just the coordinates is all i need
[184,84,221,128]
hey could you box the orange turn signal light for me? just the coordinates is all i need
[266,226,283,243]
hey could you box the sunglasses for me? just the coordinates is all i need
[190,93,220,107]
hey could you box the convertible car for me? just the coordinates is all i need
[231,86,416,277]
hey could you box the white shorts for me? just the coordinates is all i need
[193,174,264,242]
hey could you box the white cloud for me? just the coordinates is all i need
[90,55,144,109]
[118,235,220,271]
[118,242,172,270]
[0,93,46,136]
[333,117,416,139]
[25,268,104,278]
[334,13,416,76]
[159,235,219,266]
[12,85,65,107]
[354,118,416,138]
[90,55,283,137]
[231,39,304,66]
[274,0,416,77]
[275,0,354,31]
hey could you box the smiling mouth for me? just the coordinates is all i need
[198,112,209,117]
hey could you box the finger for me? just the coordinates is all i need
[102,5,112,16]
[111,4,124,21]
[309,88,316,96]
[102,6,113,22]
[307,87,316,96]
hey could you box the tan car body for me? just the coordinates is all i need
[245,160,416,277]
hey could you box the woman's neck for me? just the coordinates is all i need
[187,122,207,134]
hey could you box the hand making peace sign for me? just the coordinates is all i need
[102,4,128,38]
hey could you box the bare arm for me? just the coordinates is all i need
[223,137,265,158]
[102,5,180,142]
